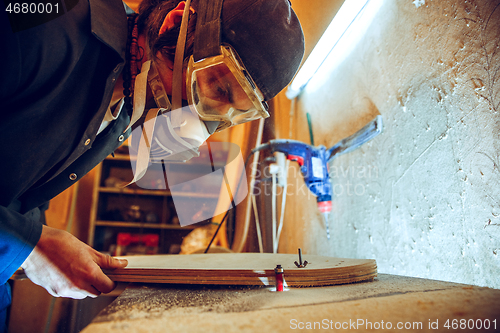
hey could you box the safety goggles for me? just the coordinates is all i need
[186,45,270,132]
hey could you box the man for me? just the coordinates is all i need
[0,0,304,328]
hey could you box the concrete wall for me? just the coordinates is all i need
[277,0,500,288]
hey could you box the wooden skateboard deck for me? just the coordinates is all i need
[105,253,377,287]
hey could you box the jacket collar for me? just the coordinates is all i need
[88,0,128,60]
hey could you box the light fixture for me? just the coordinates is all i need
[286,0,370,99]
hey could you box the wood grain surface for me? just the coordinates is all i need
[105,253,377,287]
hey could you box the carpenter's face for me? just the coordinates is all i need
[194,63,254,116]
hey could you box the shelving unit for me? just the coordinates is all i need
[87,146,228,255]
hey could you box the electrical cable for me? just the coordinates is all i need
[271,171,277,253]
[275,159,290,252]
[204,209,229,253]
[204,150,257,253]
[251,193,264,253]
[234,118,266,252]
[306,112,314,145]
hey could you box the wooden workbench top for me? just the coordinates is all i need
[82,274,500,332]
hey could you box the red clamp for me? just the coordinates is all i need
[275,265,284,292]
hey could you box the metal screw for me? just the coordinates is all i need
[294,248,308,268]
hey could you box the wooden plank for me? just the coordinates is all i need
[105,253,377,287]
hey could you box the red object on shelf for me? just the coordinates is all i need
[117,233,159,247]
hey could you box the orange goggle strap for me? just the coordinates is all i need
[171,0,193,128]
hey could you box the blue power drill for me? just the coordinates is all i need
[252,115,383,239]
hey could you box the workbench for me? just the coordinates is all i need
[82,274,500,332]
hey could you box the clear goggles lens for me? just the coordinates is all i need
[187,46,269,132]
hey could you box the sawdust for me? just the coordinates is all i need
[94,284,268,323]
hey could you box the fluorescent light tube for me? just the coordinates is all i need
[286,0,370,99]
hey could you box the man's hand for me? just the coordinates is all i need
[21,225,128,299]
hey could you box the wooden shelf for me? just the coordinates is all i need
[105,154,199,165]
[99,187,169,196]
[90,147,227,254]
[95,220,195,230]
[98,187,219,199]
[105,154,226,168]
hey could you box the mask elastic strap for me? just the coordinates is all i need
[122,61,157,186]
[125,60,152,132]
[124,107,162,186]
[171,0,192,128]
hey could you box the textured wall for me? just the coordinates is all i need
[278,0,500,288]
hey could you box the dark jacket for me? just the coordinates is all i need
[0,0,131,284]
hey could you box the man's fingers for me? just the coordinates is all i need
[91,273,116,294]
[83,285,101,298]
[24,226,128,300]
[109,257,128,269]
[85,252,128,294]
[96,252,128,269]
[85,263,116,294]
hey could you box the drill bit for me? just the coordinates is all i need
[322,211,330,239]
